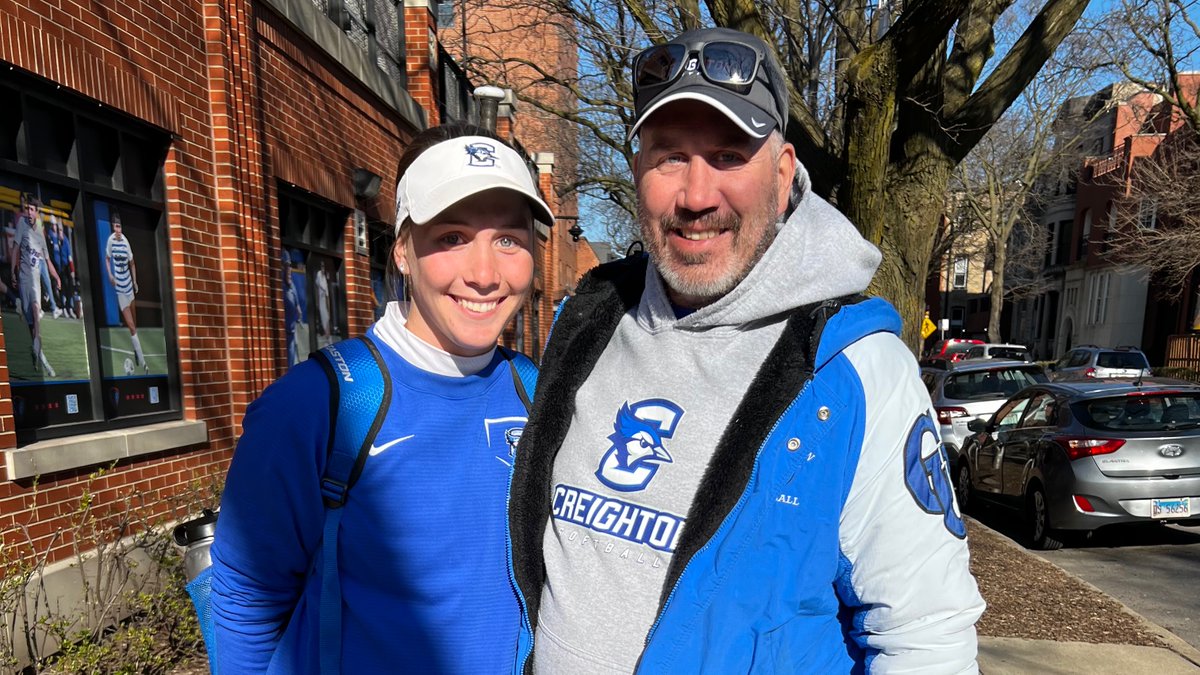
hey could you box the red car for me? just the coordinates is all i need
[926,338,985,363]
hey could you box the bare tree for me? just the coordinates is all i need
[1096,0,1200,328]
[1100,0,1200,132]
[951,20,1107,341]
[454,0,1091,349]
[1107,132,1200,325]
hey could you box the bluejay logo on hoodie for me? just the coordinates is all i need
[595,399,684,492]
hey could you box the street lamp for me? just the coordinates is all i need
[557,214,583,241]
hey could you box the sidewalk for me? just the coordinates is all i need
[979,636,1200,674]
[971,516,1200,674]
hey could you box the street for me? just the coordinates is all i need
[970,502,1200,651]
[1037,522,1200,652]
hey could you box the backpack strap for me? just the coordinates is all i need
[499,346,538,413]
[311,336,391,675]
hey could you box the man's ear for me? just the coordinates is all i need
[632,151,642,179]
[776,142,797,218]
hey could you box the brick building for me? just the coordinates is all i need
[0,0,573,659]
[1011,78,1200,363]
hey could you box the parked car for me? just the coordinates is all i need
[955,379,1200,550]
[1049,345,1152,381]
[920,359,1049,457]
[924,338,984,364]
[963,343,1033,363]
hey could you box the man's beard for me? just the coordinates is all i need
[638,194,778,307]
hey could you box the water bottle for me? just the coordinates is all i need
[173,509,218,581]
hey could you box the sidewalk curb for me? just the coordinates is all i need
[966,515,1200,668]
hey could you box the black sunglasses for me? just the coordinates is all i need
[633,40,763,96]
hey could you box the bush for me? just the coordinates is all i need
[1155,366,1200,383]
[0,466,218,674]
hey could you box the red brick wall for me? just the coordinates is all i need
[0,0,226,562]
[0,0,422,568]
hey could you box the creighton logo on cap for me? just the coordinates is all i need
[465,142,498,167]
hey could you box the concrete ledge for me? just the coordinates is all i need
[4,419,209,480]
[258,0,427,131]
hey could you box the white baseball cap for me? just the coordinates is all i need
[394,135,554,234]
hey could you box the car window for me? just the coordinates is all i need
[967,347,984,359]
[920,371,938,393]
[995,397,1031,432]
[990,347,1029,361]
[943,366,1045,401]
[1073,392,1200,431]
[1019,393,1057,428]
[1067,350,1091,368]
[1096,352,1149,369]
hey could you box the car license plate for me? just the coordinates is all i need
[1151,497,1191,519]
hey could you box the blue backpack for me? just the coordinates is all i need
[187,336,538,674]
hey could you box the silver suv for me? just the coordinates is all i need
[1050,345,1152,381]
[920,360,1049,457]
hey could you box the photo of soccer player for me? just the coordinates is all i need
[0,178,89,390]
[282,247,308,367]
[93,200,168,380]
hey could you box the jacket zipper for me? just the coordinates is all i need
[638,387,807,669]
[505,465,533,673]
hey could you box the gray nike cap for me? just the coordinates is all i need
[628,27,789,141]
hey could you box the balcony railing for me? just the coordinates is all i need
[1083,147,1127,180]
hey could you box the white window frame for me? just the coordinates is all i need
[952,256,968,289]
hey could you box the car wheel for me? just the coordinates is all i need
[1027,484,1064,551]
[955,462,974,514]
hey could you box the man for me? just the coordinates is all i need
[13,194,60,376]
[105,210,146,372]
[509,27,984,673]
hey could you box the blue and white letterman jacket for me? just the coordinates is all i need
[507,255,985,673]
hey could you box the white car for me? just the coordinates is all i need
[962,343,1032,362]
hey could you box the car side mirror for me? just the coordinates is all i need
[967,418,988,433]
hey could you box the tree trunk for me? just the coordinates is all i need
[864,148,954,351]
[989,242,1007,343]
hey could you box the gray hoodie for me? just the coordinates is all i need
[533,165,882,673]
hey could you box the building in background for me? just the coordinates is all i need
[1011,78,1200,364]
[0,0,573,663]
[438,0,583,347]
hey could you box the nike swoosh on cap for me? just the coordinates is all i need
[368,434,415,456]
[750,117,767,129]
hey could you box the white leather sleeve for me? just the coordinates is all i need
[838,333,986,674]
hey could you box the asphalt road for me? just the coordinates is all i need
[970,502,1200,651]
[1036,522,1200,651]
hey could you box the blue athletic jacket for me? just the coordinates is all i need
[507,256,984,673]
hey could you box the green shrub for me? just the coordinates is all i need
[1155,366,1200,383]
[1,466,219,673]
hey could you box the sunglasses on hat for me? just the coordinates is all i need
[633,40,765,96]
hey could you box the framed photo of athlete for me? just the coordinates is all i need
[282,246,309,367]
[1,71,181,443]
[92,199,172,419]
[0,176,93,428]
[278,185,348,370]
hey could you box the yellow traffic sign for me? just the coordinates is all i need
[921,316,937,339]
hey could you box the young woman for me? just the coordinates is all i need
[210,124,553,674]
